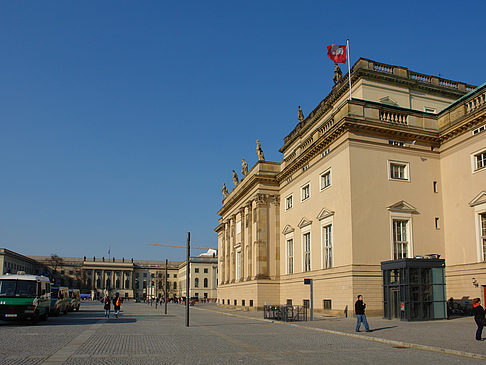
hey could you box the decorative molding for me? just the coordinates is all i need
[297,217,313,229]
[270,194,280,206]
[387,200,419,214]
[282,225,295,235]
[317,208,335,221]
[255,193,269,207]
[469,191,486,207]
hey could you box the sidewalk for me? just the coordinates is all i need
[193,303,486,359]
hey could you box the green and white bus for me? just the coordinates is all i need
[68,289,80,311]
[50,285,70,316]
[0,273,51,322]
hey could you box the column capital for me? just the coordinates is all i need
[255,193,269,207]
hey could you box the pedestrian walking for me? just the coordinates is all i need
[472,298,485,341]
[355,295,372,332]
[104,296,111,318]
[113,293,121,318]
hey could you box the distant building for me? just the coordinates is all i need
[216,58,485,316]
[178,256,218,301]
[0,248,49,276]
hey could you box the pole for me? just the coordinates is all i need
[310,279,314,321]
[164,259,168,315]
[347,39,352,100]
[185,232,190,327]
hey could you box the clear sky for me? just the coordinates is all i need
[1,1,485,261]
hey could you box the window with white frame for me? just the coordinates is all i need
[287,238,294,274]
[285,195,293,210]
[236,251,241,280]
[303,232,311,272]
[236,221,241,234]
[322,224,333,268]
[320,170,331,190]
[474,151,486,171]
[481,213,486,262]
[301,183,310,201]
[393,219,409,259]
[389,160,410,181]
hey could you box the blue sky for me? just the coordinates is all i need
[1,1,485,261]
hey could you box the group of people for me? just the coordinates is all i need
[103,293,122,318]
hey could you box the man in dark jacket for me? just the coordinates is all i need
[355,295,371,332]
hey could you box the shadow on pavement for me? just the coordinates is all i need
[367,326,397,332]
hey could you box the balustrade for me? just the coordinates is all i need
[372,62,393,74]
[409,72,431,84]
[466,92,486,114]
[380,110,408,124]
[439,79,458,89]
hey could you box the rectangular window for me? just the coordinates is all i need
[236,251,241,280]
[285,195,293,210]
[234,299,237,306]
[320,170,331,190]
[287,238,294,274]
[481,213,486,261]
[323,299,332,310]
[475,151,486,171]
[301,183,310,201]
[303,232,311,272]
[433,181,438,193]
[435,217,440,230]
[393,220,409,259]
[303,299,310,308]
[204,268,208,273]
[236,221,241,234]
[287,299,293,305]
[195,268,199,273]
[249,300,253,307]
[390,162,408,180]
[323,224,333,268]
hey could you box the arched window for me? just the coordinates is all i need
[195,278,199,288]
[204,278,208,288]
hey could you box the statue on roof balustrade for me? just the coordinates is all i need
[241,158,248,177]
[232,170,239,186]
[298,106,305,122]
[256,139,265,161]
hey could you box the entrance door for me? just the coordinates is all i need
[391,288,400,319]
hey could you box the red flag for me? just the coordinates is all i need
[327,44,347,63]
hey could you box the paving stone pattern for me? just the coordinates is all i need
[0,302,484,364]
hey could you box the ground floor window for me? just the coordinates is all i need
[481,213,486,261]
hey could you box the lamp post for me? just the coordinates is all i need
[165,259,168,315]
[185,232,190,327]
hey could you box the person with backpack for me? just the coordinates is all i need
[113,293,121,318]
[104,296,111,318]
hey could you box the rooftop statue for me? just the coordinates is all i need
[333,63,343,85]
[241,158,248,177]
[256,139,265,161]
[222,183,229,199]
[298,106,305,122]
[232,170,239,186]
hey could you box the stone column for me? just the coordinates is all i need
[239,207,246,281]
[230,215,237,283]
[224,221,230,284]
[91,269,95,290]
[246,201,253,281]
[101,270,105,289]
[254,193,269,279]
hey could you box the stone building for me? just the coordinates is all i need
[216,58,485,315]
[178,256,218,301]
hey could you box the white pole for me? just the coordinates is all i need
[347,39,352,100]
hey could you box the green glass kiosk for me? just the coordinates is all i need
[381,257,446,321]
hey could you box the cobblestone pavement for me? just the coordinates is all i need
[199,304,486,358]
[0,302,484,364]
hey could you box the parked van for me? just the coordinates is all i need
[50,285,69,316]
[68,289,80,311]
[0,273,51,322]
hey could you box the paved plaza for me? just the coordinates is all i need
[0,302,484,364]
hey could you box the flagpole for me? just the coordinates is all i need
[347,39,352,100]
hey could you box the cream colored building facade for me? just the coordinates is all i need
[178,256,218,300]
[216,58,485,315]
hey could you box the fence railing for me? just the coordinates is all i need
[263,304,308,322]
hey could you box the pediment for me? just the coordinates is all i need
[282,225,295,235]
[469,191,486,207]
[317,208,335,221]
[379,96,399,106]
[387,200,418,214]
[297,217,313,229]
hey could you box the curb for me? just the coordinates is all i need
[192,306,486,361]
